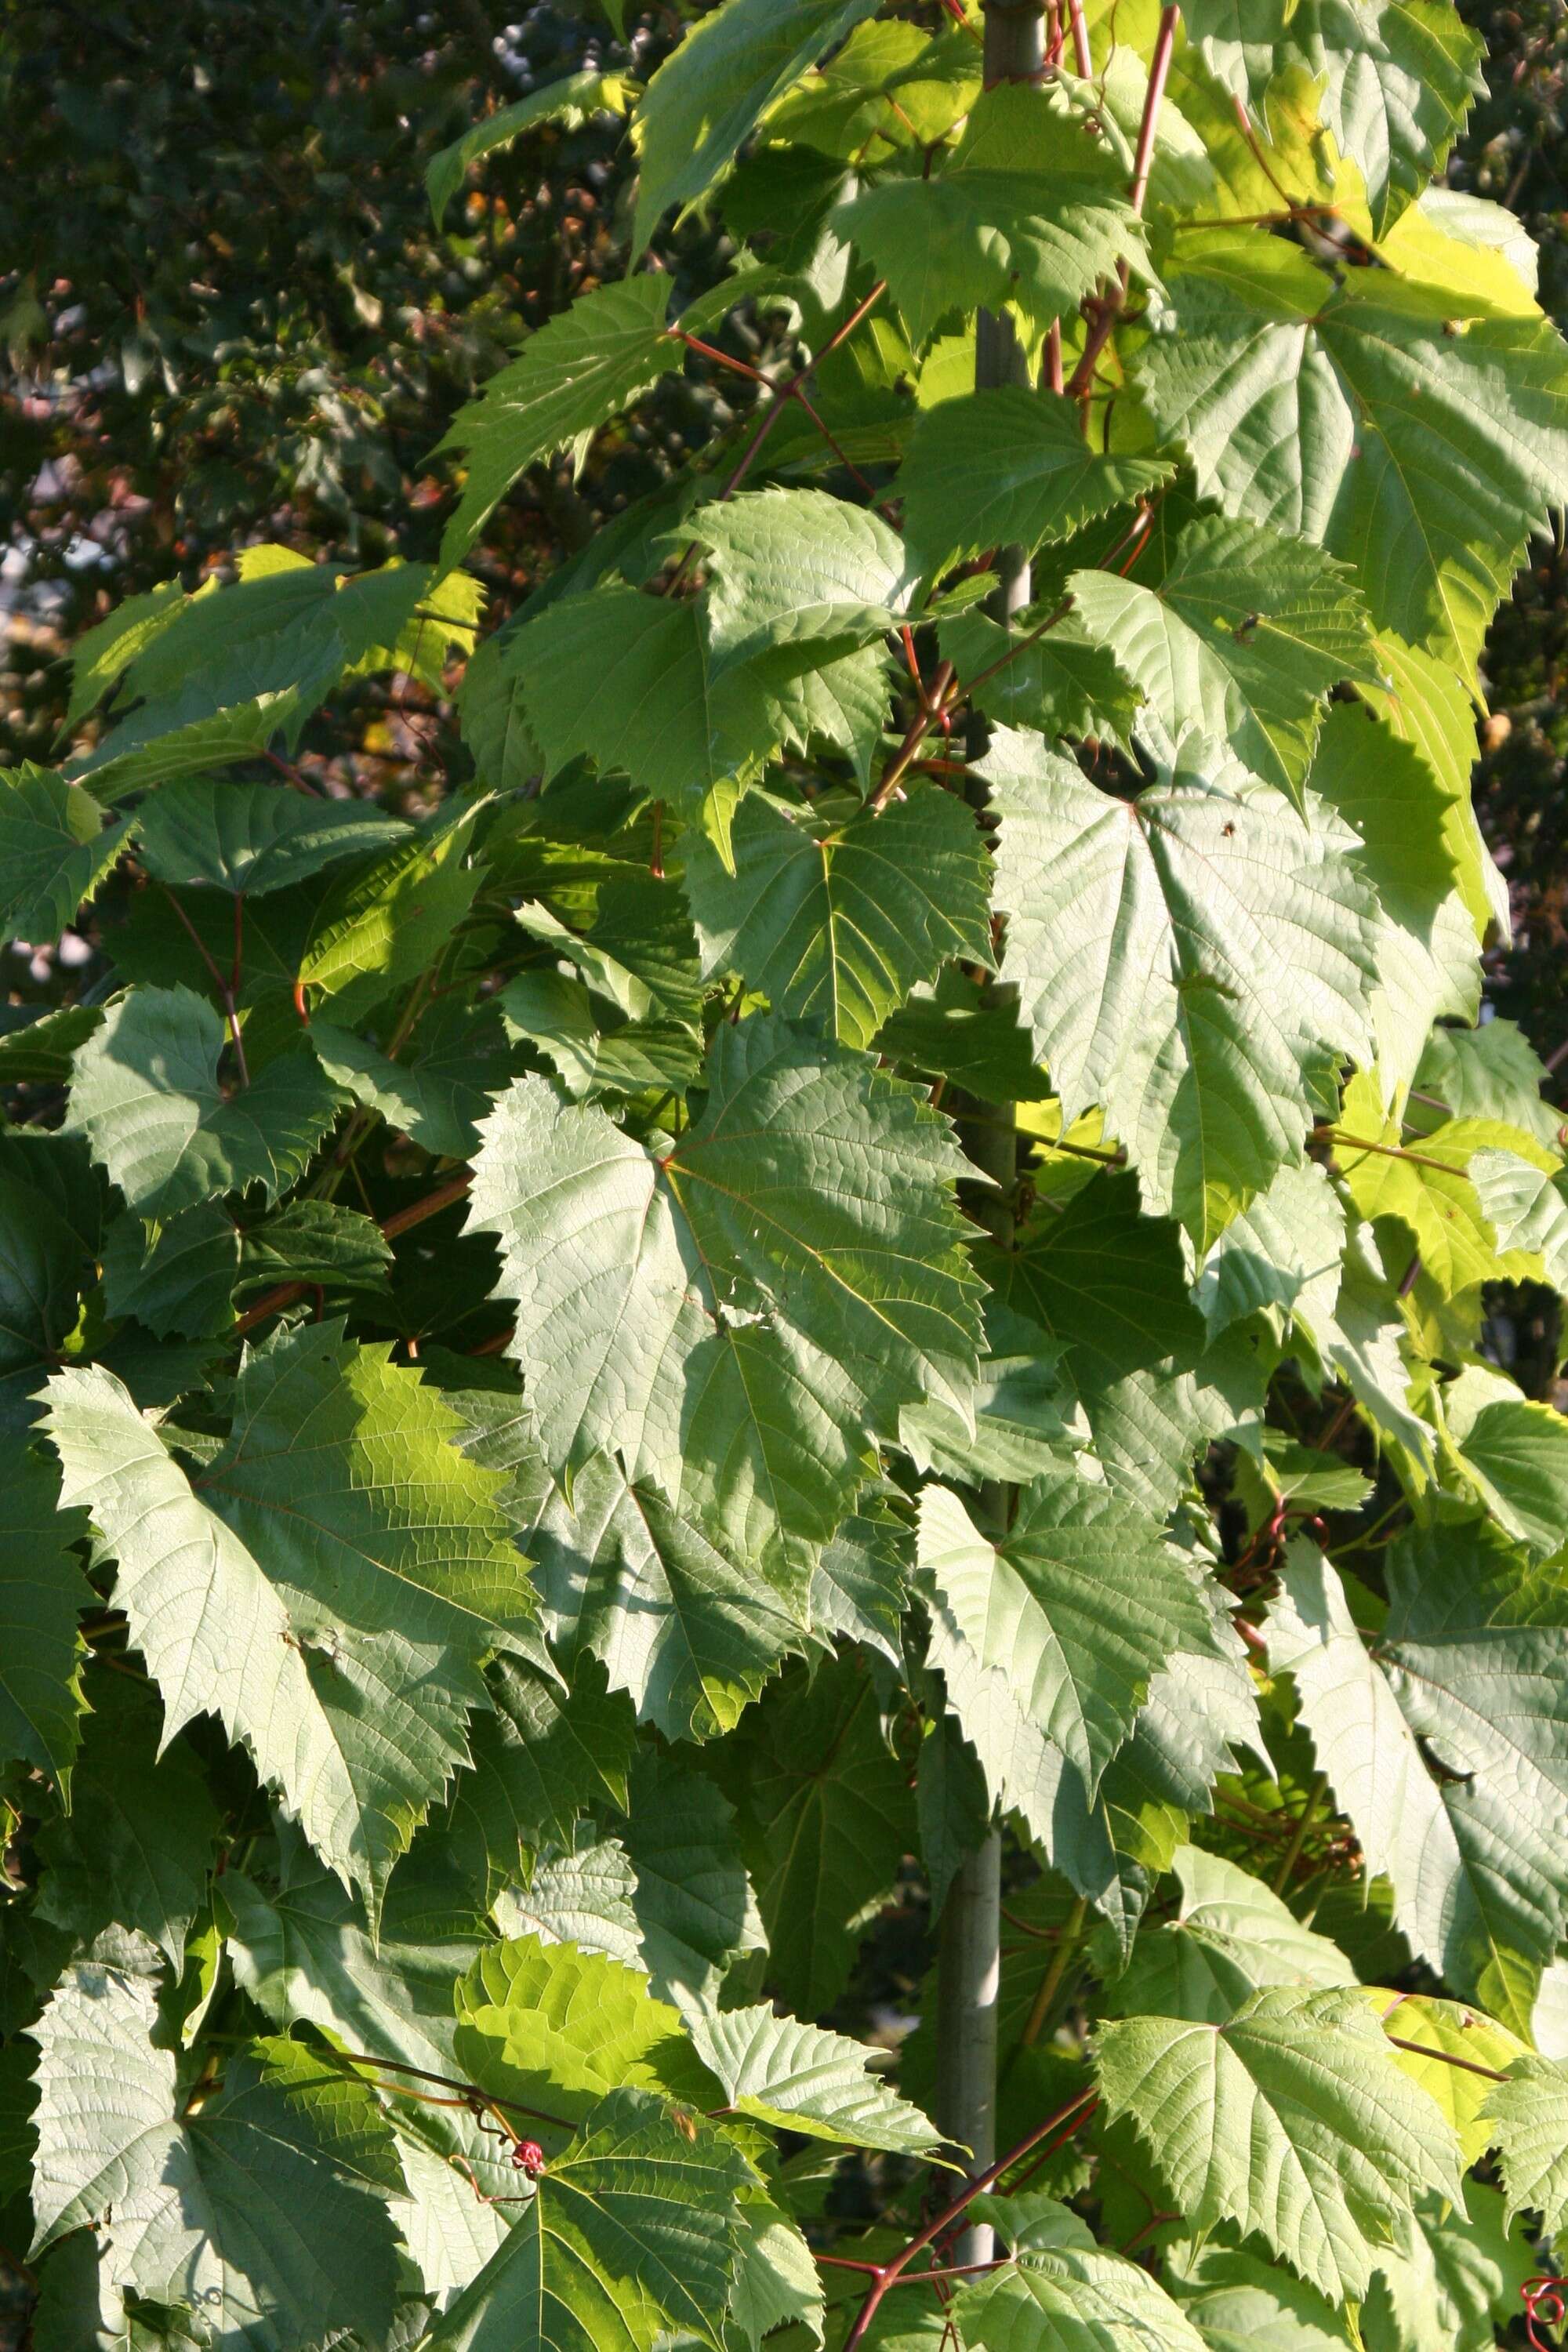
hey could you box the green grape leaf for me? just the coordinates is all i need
[1179,0,1484,233]
[236,1197,393,1298]
[1094,1987,1465,2305]
[220,1821,485,2081]
[692,488,916,673]
[1469,1149,1568,1289]
[102,1203,241,1341]
[444,1653,635,1903]
[295,793,487,1025]
[1069,515,1377,804]
[942,601,1145,750]
[468,1016,982,1542]
[951,2234,1211,2352]
[631,0,880,253]
[28,1948,401,2348]
[1163,2241,1359,2352]
[898,386,1171,575]
[506,588,784,818]
[528,1452,811,1743]
[0,1440,92,1786]
[34,1673,220,1968]
[622,1748,764,2011]
[729,2191,826,2352]
[684,784,993,1050]
[688,2005,938,2154]
[419,2086,749,2352]
[133,775,409,897]
[436,276,684,568]
[917,1476,1221,1796]
[493,1831,641,1969]
[1363,2180,1535,2352]
[1136,241,1568,666]
[0,765,135,948]
[67,986,345,1218]
[728,1658,914,2016]
[1105,1848,1356,2026]
[1481,2051,1568,2240]
[840,84,1145,350]
[1266,1535,1568,2015]
[987,724,1379,1247]
[42,1323,533,1925]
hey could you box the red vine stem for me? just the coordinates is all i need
[1065,0,1093,77]
[839,2091,1098,2351]
[230,1173,473,1338]
[1065,5,1176,405]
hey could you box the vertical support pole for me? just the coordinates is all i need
[932,0,1047,2273]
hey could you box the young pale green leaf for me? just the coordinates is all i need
[840,83,1145,350]
[0,765,135,947]
[469,1015,982,1541]
[684,784,993,1050]
[898,386,1171,576]
[0,1441,92,1788]
[1347,1991,1526,2169]
[28,1949,401,2349]
[1069,515,1377,804]
[917,1477,1221,1797]
[1094,1987,1465,2305]
[435,276,683,568]
[1267,1536,1568,2015]
[762,16,978,162]
[630,0,880,252]
[419,2086,750,2352]
[1179,0,1484,233]
[688,2005,938,2154]
[987,724,1380,1247]
[1481,2051,1568,2240]
[67,986,344,1218]
[1137,241,1568,666]
[452,1934,706,2125]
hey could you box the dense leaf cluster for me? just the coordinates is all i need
[3,3,1568,2349]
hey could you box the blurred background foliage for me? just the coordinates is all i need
[0,0,1563,1104]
